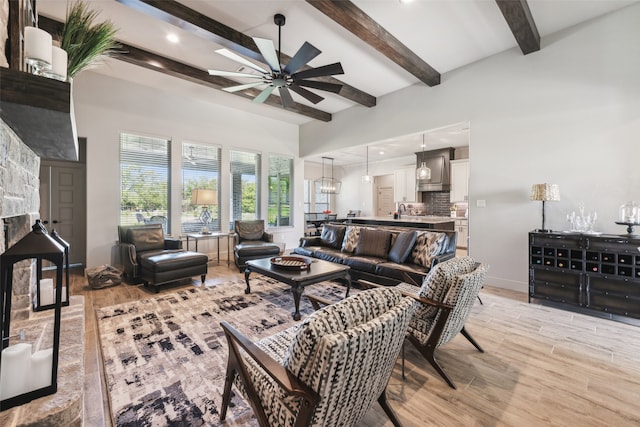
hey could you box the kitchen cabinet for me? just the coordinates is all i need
[455,219,468,248]
[394,166,417,202]
[450,159,469,202]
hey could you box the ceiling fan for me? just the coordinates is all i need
[208,13,344,108]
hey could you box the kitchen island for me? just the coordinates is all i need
[346,216,455,230]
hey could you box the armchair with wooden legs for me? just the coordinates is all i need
[219,287,415,427]
[359,256,489,389]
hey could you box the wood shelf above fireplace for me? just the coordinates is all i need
[0,67,78,161]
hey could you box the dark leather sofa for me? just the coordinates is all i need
[117,223,208,291]
[292,223,457,286]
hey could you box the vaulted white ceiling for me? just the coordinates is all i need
[37,0,638,164]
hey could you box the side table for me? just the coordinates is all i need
[185,232,235,266]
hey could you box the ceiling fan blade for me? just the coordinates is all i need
[292,62,344,80]
[222,82,265,93]
[278,87,295,109]
[253,85,276,104]
[215,48,269,74]
[296,79,343,94]
[208,69,264,79]
[289,84,324,104]
[283,41,321,75]
[253,37,281,72]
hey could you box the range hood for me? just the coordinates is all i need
[416,147,454,192]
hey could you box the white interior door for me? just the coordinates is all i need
[377,187,395,217]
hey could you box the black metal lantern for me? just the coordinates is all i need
[43,229,70,310]
[0,220,65,411]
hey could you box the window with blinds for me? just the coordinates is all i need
[120,133,171,232]
[303,180,311,213]
[182,142,221,234]
[268,154,293,227]
[230,150,261,229]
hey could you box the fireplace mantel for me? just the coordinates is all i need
[0,67,78,161]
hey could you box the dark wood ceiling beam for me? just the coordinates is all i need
[495,0,540,55]
[305,0,440,87]
[115,0,376,107]
[38,16,331,122]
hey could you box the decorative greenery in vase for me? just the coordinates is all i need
[60,0,120,79]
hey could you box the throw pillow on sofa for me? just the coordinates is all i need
[321,224,346,249]
[388,230,417,263]
[341,226,362,253]
[410,231,447,268]
[355,228,392,258]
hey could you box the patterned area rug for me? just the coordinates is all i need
[97,276,353,426]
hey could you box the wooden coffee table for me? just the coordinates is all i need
[244,257,351,320]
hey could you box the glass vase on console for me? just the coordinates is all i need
[566,204,597,233]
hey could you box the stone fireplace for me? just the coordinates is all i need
[1,120,84,426]
[0,118,41,322]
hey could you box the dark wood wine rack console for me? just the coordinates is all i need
[529,231,640,323]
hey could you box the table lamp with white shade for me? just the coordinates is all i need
[192,189,217,234]
[530,183,560,232]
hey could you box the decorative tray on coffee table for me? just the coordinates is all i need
[270,256,312,271]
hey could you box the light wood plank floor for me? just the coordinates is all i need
[72,264,640,427]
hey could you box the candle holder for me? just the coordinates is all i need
[23,27,52,76]
[0,220,64,411]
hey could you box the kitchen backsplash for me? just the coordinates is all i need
[398,193,468,217]
[421,191,453,216]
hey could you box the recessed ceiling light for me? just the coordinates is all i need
[379,150,385,155]
[166,33,179,44]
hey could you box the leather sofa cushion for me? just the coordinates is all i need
[292,246,315,257]
[235,242,281,257]
[355,228,392,258]
[375,262,429,286]
[312,248,349,264]
[236,220,267,241]
[320,224,346,249]
[388,231,417,264]
[343,256,384,274]
[128,227,165,252]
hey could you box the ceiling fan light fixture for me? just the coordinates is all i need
[208,14,344,109]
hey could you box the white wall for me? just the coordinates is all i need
[300,5,640,292]
[72,73,303,268]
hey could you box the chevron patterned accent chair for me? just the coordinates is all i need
[220,287,415,427]
[394,256,489,389]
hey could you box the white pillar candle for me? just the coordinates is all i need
[24,26,52,65]
[49,45,67,81]
[53,285,68,303]
[0,343,33,400]
[39,278,54,307]
[30,349,53,391]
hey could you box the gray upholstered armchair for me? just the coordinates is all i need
[220,287,415,427]
[233,220,280,271]
[364,256,488,389]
